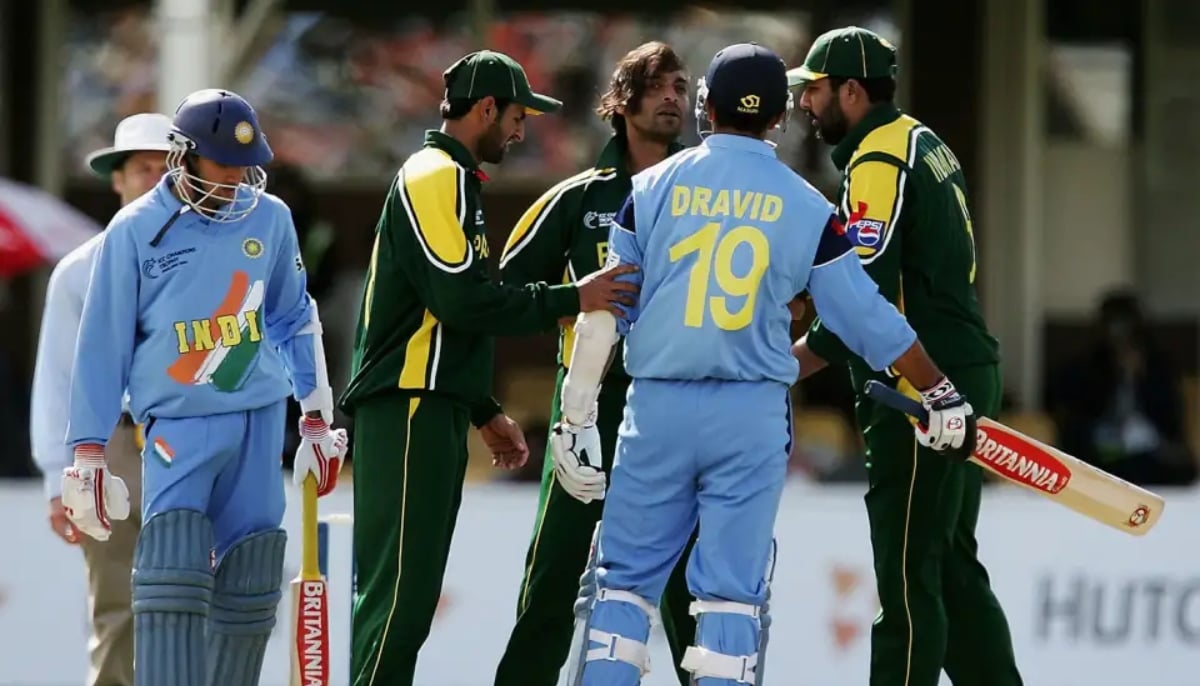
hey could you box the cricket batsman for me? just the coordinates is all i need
[788,27,1024,685]
[554,42,977,686]
[337,50,637,686]
[493,41,697,686]
[63,89,348,686]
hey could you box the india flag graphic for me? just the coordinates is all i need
[167,270,265,392]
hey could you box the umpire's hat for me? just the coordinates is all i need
[700,42,790,130]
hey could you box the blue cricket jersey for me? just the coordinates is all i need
[67,176,322,447]
[608,133,916,385]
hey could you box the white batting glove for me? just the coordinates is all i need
[293,417,348,497]
[915,377,977,456]
[61,444,130,542]
[550,406,606,504]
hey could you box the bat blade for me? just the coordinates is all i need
[971,416,1164,535]
[290,475,330,685]
[863,380,1165,536]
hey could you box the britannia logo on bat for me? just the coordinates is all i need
[973,427,1071,494]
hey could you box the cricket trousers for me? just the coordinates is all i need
[494,370,697,686]
[349,392,471,686]
[861,364,1023,686]
[584,379,791,686]
[79,417,142,686]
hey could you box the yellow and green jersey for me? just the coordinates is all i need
[806,104,999,389]
[339,130,580,422]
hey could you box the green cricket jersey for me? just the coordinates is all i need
[806,104,1000,388]
[339,130,581,424]
[498,136,683,379]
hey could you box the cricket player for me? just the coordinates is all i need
[493,41,697,686]
[556,42,977,686]
[337,50,638,686]
[31,112,170,686]
[788,27,1024,685]
[63,88,347,686]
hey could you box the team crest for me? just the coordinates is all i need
[234,121,255,144]
[242,238,264,258]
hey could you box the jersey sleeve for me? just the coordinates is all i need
[265,204,333,418]
[391,165,579,335]
[606,193,643,336]
[806,157,909,365]
[804,214,917,371]
[498,181,575,286]
[67,226,138,448]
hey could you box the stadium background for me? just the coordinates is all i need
[1,1,1198,684]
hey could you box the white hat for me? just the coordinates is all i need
[85,113,173,179]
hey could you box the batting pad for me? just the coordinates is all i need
[132,509,215,686]
[206,528,287,686]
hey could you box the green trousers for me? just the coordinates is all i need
[349,393,470,686]
[494,370,697,686]
[861,364,1023,686]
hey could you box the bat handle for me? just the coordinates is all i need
[863,380,931,425]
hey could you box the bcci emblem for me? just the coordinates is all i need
[234,121,255,145]
[738,94,761,114]
[242,238,264,259]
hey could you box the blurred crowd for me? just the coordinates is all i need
[0,5,1194,491]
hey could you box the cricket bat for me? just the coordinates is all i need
[290,475,330,685]
[863,380,1165,536]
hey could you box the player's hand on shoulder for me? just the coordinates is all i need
[61,444,131,542]
[293,416,349,497]
[550,406,606,504]
[576,262,639,316]
[915,377,977,458]
[481,413,530,470]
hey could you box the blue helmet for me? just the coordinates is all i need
[166,89,272,222]
[169,89,272,167]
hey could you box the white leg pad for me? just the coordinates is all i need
[584,588,658,675]
[689,599,760,619]
[683,598,765,684]
[681,646,758,683]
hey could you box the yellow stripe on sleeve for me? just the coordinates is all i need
[399,149,472,273]
[847,160,903,260]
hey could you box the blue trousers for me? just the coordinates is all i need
[584,379,791,685]
[141,400,287,557]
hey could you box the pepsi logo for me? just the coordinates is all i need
[852,219,884,247]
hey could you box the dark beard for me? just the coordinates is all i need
[629,116,680,146]
[479,122,508,164]
[813,102,849,145]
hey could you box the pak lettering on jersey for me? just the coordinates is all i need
[583,211,615,230]
[669,185,783,222]
[166,270,266,392]
[141,247,197,279]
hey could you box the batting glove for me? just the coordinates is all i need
[550,405,606,504]
[915,377,977,457]
[61,443,131,542]
[293,417,348,497]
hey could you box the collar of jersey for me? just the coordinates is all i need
[702,133,777,158]
[595,136,686,176]
[831,103,902,171]
[424,130,480,174]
